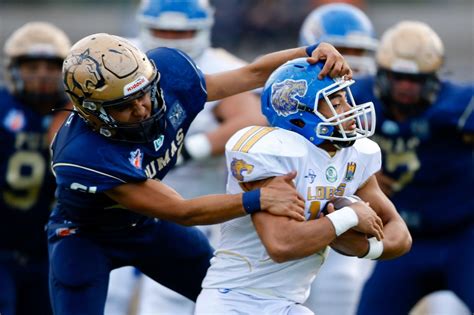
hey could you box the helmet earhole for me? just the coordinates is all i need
[290,119,306,128]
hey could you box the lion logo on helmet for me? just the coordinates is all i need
[63,48,106,99]
[230,158,254,182]
[270,79,308,117]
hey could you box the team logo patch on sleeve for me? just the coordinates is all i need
[129,149,143,169]
[4,109,25,132]
[271,79,308,117]
[230,158,254,181]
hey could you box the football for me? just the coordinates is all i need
[324,195,369,257]
[322,195,362,216]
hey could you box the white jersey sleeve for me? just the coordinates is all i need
[353,138,382,186]
[225,126,307,186]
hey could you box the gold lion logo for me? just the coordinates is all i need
[271,79,307,117]
[230,158,254,181]
[63,48,106,99]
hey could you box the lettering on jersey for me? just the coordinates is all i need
[168,101,186,129]
[4,109,25,132]
[271,79,307,117]
[153,135,165,151]
[304,169,317,184]
[307,183,346,200]
[129,149,143,170]
[145,128,185,178]
[124,76,149,96]
[230,158,254,181]
[70,183,97,193]
[14,132,48,150]
[325,166,337,183]
[344,162,357,182]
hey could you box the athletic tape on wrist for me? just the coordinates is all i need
[242,189,261,215]
[305,42,320,57]
[326,206,359,236]
[184,133,212,160]
[362,237,384,260]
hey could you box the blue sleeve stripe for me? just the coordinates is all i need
[52,163,127,183]
[175,50,207,96]
[458,95,474,130]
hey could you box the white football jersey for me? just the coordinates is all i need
[202,126,381,303]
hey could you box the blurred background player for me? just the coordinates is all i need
[353,20,473,315]
[0,22,71,315]
[297,4,380,315]
[103,1,266,314]
[299,3,378,76]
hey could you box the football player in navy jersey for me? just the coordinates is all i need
[352,21,474,315]
[47,32,351,314]
[0,22,71,315]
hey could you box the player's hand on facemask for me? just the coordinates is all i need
[307,42,353,80]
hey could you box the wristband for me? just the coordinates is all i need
[242,189,261,215]
[305,42,320,57]
[183,133,212,161]
[326,206,359,236]
[361,237,384,260]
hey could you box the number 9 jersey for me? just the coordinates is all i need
[0,86,58,258]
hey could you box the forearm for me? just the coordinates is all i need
[245,47,309,90]
[178,194,246,226]
[379,219,412,259]
[206,47,308,101]
[255,213,336,262]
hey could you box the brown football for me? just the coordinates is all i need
[324,195,369,257]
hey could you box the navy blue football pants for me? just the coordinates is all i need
[47,219,213,315]
[0,253,52,315]
[357,225,474,315]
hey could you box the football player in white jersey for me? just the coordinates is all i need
[298,4,380,314]
[195,58,412,315]
[105,1,266,314]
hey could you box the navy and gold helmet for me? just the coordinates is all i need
[62,33,166,143]
[375,21,444,117]
[261,58,375,148]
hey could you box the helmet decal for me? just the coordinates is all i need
[65,48,106,99]
[271,79,307,117]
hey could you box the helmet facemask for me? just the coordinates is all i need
[313,79,376,148]
[72,69,167,143]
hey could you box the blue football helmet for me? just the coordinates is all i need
[137,0,214,59]
[299,3,378,75]
[261,58,375,148]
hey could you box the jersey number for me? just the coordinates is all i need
[4,151,46,210]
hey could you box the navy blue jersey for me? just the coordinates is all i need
[50,48,207,228]
[0,87,57,257]
[352,77,474,235]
